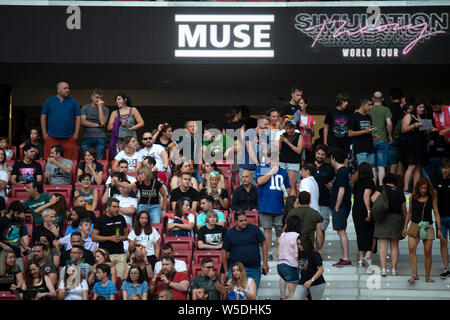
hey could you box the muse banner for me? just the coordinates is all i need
[0,4,448,64]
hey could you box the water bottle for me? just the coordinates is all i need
[280,181,288,198]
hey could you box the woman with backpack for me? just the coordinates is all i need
[371,173,407,277]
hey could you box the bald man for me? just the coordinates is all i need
[41,81,81,160]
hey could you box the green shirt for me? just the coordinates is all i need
[368,105,392,142]
[24,193,51,225]
[286,206,323,243]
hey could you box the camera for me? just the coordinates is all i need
[156,276,162,282]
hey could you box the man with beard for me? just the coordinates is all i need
[138,131,169,173]
[312,145,335,246]
[149,255,190,300]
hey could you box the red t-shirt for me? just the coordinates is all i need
[150,272,190,300]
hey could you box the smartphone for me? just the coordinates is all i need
[369,127,374,131]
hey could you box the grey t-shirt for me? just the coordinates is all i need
[45,158,73,185]
[190,274,221,300]
[81,103,110,138]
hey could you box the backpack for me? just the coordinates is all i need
[372,186,389,222]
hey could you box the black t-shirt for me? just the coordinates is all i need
[36,225,57,244]
[0,271,19,291]
[198,225,227,247]
[280,103,299,117]
[60,248,96,267]
[279,132,301,164]
[231,185,258,211]
[324,107,352,152]
[93,214,127,254]
[382,185,406,216]
[0,217,28,257]
[298,251,325,286]
[389,102,403,129]
[411,198,433,224]
[199,188,229,210]
[170,187,199,204]
[0,196,5,213]
[313,162,335,207]
[435,177,450,217]
[11,161,43,183]
[348,111,374,154]
[330,166,351,210]
[243,117,258,130]
[352,179,376,214]
[136,179,162,205]
[78,161,103,177]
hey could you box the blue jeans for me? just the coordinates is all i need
[372,139,389,168]
[81,137,106,160]
[356,152,375,166]
[228,266,262,288]
[387,139,399,165]
[137,204,162,223]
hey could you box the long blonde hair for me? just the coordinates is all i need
[64,265,81,289]
[137,165,154,183]
[206,171,223,195]
[230,262,249,289]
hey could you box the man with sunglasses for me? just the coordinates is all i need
[138,131,169,173]
[190,257,225,300]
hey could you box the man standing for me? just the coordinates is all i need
[256,158,290,261]
[41,81,81,160]
[431,97,450,145]
[149,255,190,300]
[388,88,403,174]
[10,144,42,185]
[280,86,303,117]
[324,92,352,153]
[80,88,110,160]
[368,91,393,186]
[313,145,335,243]
[190,257,225,300]
[429,98,450,179]
[222,210,269,288]
[231,169,258,211]
[44,144,73,185]
[330,149,352,267]
[348,98,376,169]
[138,131,169,173]
[299,163,320,213]
[92,198,128,279]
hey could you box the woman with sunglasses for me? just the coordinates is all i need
[200,171,229,210]
[199,162,225,190]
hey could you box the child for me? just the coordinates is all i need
[74,173,99,211]
[92,263,117,300]
[0,137,13,160]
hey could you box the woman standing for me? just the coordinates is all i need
[0,249,23,294]
[153,123,177,160]
[57,265,89,300]
[74,173,99,212]
[121,266,149,300]
[167,197,195,237]
[404,178,442,282]
[113,136,142,173]
[296,234,325,300]
[371,173,407,276]
[226,262,257,300]
[200,171,229,210]
[112,166,168,224]
[107,93,144,156]
[294,98,316,164]
[88,248,117,286]
[19,259,56,300]
[351,163,376,268]
[402,100,437,194]
[278,120,303,195]
[77,148,104,185]
[277,216,301,300]
[128,211,161,271]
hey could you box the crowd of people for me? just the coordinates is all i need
[0,82,448,300]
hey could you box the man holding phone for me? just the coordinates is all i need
[80,88,110,160]
[348,98,376,169]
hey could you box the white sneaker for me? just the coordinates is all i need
[392,269,397,276]
[363,256,372,267]
[381,269,387,276]
[358,260,363,267]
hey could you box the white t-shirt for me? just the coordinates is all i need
[154,259,187,274]
[114,150,141,172]
[0,170,8,197]
[138,144,165,171]
[106,175,137,185]
[299,176,320,212]
[59,235,98,252]
[58,279,89,300]
[128,228,161,256]
[168,213,195,237]
[116,195,138,226]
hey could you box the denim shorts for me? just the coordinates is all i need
[373,139,389,167]
[137,204,162,223]
[356,152,375,166]
[277,263,299,283]
[387,140,398,165]
[332,207,351,231]
[440,216,450,240]
[279,162,300,172]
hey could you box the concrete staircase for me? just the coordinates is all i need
[257,201,450,300]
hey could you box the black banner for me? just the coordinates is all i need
[0,4,449,64]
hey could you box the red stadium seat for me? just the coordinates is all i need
[10,146,17,161]
[164,236,194,252]
[229,210,259,227]
[71,160,78,184]
[44,185,73,203]
[97,160,109,183]
[6,160,14,170]
[115,277,122,300]
[191,264,221,278]
[35,160,46,174]
[25,223,33,244]
[104,147,110,162]
[152,223,163,238]
[223,171,233,198]
[24,212,33,225]
[173,250,193,275]
[0,291,17,300]
[11,185,28,199]
[193,250,222,265]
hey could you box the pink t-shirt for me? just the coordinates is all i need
[277,231,299,267]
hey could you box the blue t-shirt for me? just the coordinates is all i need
[41,96,81,138]
[255,164,290,215]
[196,210,226,226]
[222,224,265,269]
[64,224,94,237]
[120,281,148,299]
[330,166,352,210]
[93,280,117,300]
